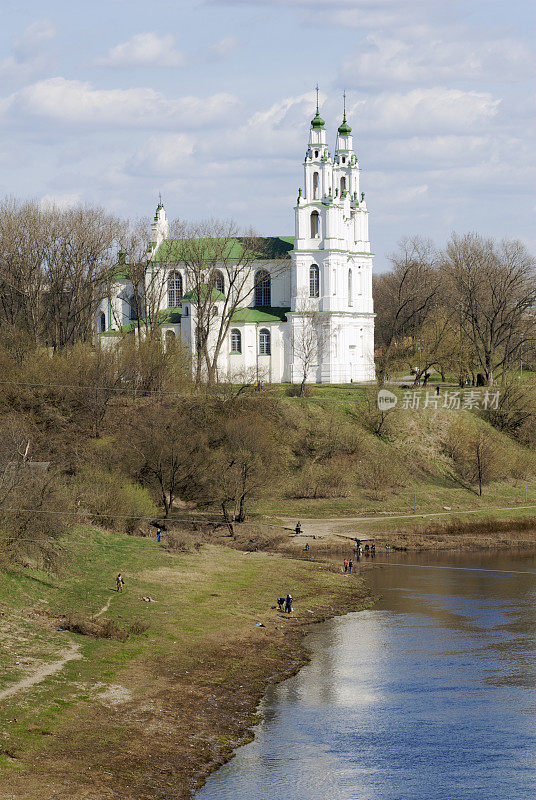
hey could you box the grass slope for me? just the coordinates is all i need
[0,526,369,800]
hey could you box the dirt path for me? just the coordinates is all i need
[0,643,82,702]
[93,596,112,618]
[281,503,536,537]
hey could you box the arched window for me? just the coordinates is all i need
[310,211,319,238]
[99,312,106,333]
[168,271,183,307]
[212,269,224,295]
[128,295,138,321]
[312,171,319,199]
[314,150,319,158]
[254,270,271,306]
[259,328,271,356]
[340,176,346,194]
[309,264,319,298]
[348,269,353,307]
[230,329,241,353]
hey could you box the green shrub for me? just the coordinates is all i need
[74,467,157,533]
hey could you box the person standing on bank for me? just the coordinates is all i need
[116,573,125,592]
[285,594,293,614]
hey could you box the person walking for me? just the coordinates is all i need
[295,521,302,535]
[156,527,162,543]
[344,560,348,573]
[348,560,353,573]
[285,594,293,614]
[116,573,125,593]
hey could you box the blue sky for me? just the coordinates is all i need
[0,0,534,269]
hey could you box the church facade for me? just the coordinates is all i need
[98,105,375,384]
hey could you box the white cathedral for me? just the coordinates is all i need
[98,103,375,384]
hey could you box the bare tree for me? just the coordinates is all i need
[109,218,168,336]
[373,236,441,384]
[166,219,288,383]
[0,198,123,350]
[442,233,536,385]
[291,293,330,396]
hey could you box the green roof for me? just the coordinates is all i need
[153,236,294,264]
[338,116,352,135]
[311,110,325,129]
[157,306,182,323]
[231,306,290,323]
[182,287,225,302]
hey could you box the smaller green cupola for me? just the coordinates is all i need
[338,91,352,135]
[338,115,352,136]
[311,84,325,129]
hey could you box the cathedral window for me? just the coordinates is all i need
[168,271,183,307]
[348,269,353,307]
[230,329,242,353]
[314,150,319,158]
[313,172,319,199]
[340,177,346,194]
[128,295,139,320]
[310,211,319,238]
[309,264,319,298]
[99,312,106,333]
[342,157,346,164]
[259,328,271,356]
[254,270,271,306]
[212,269,225,295]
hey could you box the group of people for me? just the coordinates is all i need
[277,594,293,614]
[354,539,376,557]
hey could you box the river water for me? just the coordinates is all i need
[196,550,536,800]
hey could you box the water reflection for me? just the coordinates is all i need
[197,550,536,800]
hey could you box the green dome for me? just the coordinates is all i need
[338,116,352,135]
[311,110,325,129]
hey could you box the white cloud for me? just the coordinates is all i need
[340,30,536,87]
[39,191,81,210]
[207,0,430,28]
[377,135,489,169]
[97,32,186,68]
[14,19,56,56]
[355,88,500,135]
[0,20,57,84]
[4,78,241,129]
[128,134,195,175]
[208,36,240,60]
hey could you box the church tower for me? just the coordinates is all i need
[289,96,375,383]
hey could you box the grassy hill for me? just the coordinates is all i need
[0,526,369,800]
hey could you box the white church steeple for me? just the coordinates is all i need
[150,197,169,253]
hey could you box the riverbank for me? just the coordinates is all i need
[0,527,371,800]
[265,506,536,555]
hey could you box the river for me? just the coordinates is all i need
[196,549,536,799]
